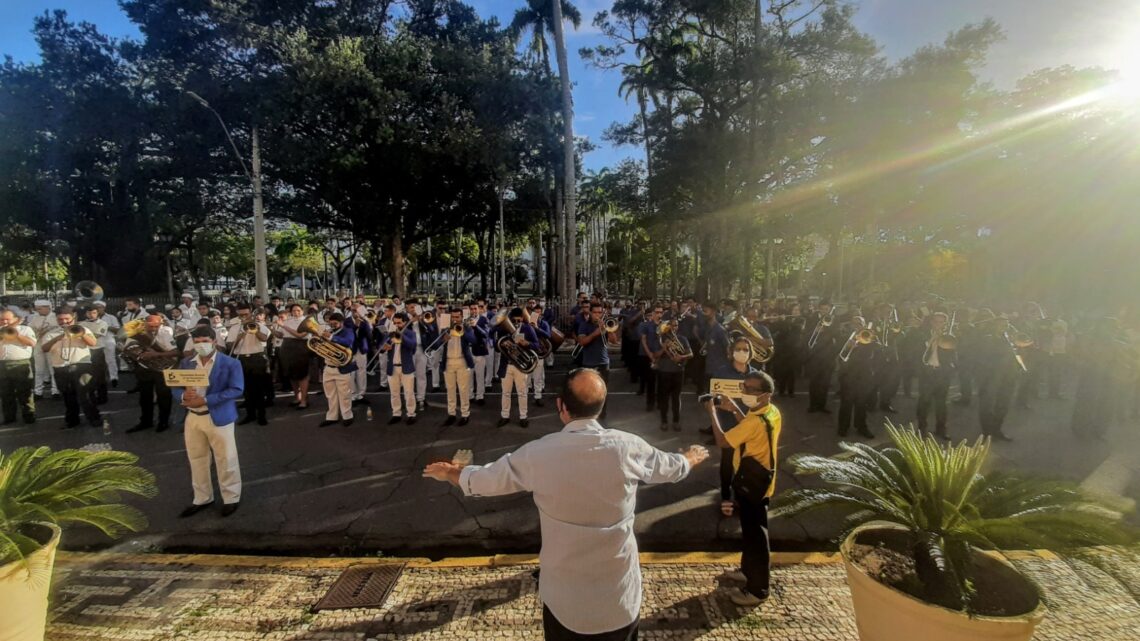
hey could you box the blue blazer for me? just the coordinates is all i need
[381,326,418,375]
[473,316,492,356]
[534,319,552,340]
[330,324,358,374]
[172,352,245,426]
[439,326,483,369]
[495,324,541,377]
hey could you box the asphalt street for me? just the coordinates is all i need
[3,354,1137,557]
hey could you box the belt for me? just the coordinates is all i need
[188,409,210,416]
[236,353,266,358]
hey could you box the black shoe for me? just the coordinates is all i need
[61,423,78,430]
[699,426,713,435]
[534,398,544,406]
[126,423,152,433]
[22,417,34,425]
[342,418,354,427]
[155,423,170,433]
[475,398,486,406]
[880,405,898,413]
[2,418,14,425]
[352,397,368,405]
[406,416,417,425]
[443,415,457,426]
[496,417,510,427]
[645,405,654,412]
[857,429,875,439]
[221,502,240,517]
[819,408,832,414]
[806,407,819,413]
[34,393,44,400]
[52,392,60,400]
[838,430,848,437]
[318,419,337,427]
[992,432,1013,442]
[458,416,470,426]
[238,414,255,425]
[660,423,668,431]
[673,423,681,432]
[257,415,268,426]
[936,431,950,441]
[519,418,529,428]
[388,416,403,425]
[179,501,215,518]
[111,379,119,388]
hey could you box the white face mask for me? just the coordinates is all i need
[193,342,215,357]
[740,394,759,408]
[733,350,751,364]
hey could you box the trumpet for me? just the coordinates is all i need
[244,321,260,334]
[422,310,435,325]
[658,319,693,360]
[66,324,87,336]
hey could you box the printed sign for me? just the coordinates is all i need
[709,378,744,399]
[163,369,210,387]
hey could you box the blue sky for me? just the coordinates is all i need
[2,0,1136,170]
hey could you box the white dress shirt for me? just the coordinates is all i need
[46,330,93,367]
[458,419,691,634]
[0,325,36,361]
[229,322,268,355]
[25,312,57,338]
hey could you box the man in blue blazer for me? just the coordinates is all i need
[379,312,418,425]
[441,306,484,426]
[495,307,542,428]
[173,325,245,518]
[319,313,357,427]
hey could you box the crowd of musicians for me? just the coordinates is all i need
[1,290,1136,442]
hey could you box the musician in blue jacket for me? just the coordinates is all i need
[441,306,484,426]
[173,326,246,518]
[525,301,552,407]
[494,307,541,428]
[319,313,357,427]
[379,312,418,425]
[469,300,492,405]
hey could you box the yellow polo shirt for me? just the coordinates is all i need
[724,402,782,497]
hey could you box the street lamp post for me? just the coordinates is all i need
[186,91,269,301]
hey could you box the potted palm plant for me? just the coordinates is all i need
[773,422,1135,641]
[1,446,157,641]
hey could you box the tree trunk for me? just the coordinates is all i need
[390,230,407,298]
[551,0,576,300]
[533,229,543,296]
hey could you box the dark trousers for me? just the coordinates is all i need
[90,348,108,404]
[807,363,833,410]
[916,366,951,435]
[0,360,35,423]
[542,605,638,641]
[873,358,899,408]
[239,354,271,418]
[772,356,797,396]
[637,355,656,403]
[136,369,172,428]
[738,495,771,597]
[54,364,100,427]
[838,378,869,435]
[1044,353,1065,397]
[1016,350,1041,406]
[656,371,682,424]
[977,372,1016,436]
[588,364,610,419]
[719,445,735,500]
[956,366,974,404]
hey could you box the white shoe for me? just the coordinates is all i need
[726,587,766,607]
[724,569,747,582]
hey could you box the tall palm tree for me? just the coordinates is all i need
[511,0,580,298]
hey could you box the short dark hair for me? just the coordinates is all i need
[236,302,252,311]
[190,325,214,339]
[590,302,603,312]
[393,312,409,323]
[327,312,345,322]
[743,371,775,394]
[560,368,606,419]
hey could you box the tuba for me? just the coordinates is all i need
[725,312,774,364]
[120,319,179,371]
[74,280,104,303]
[657,319,692,359]
[493,311,538,374]
[296,316,353,367]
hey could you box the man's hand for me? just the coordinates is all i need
[716,395,738,413]
[423,461,463,485]
[182,388,207,409]
[683,445,709,467]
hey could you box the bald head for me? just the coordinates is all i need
[559,368,607,421]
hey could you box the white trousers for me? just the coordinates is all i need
[33,349,57,395]
[413,350,428,402]
[471,355,487,399]
[501,365,529,419]
[429,349,442,389]
[530,359,545,399]
[388,369,416,417]
[352,353,367,399]
[102,339,119,381]
[184,412,241,505]
[323,367,354,420]
[483,348,495,385]
[492,351,502,380]
[445,365,472,417]
[378,352,389,387]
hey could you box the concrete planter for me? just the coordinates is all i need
[840,522,1047,641]
[0,523,61,641]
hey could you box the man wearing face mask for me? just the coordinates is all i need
[702,336,758,517]
[705,370,782,607]
[173,326,245,518]
[424,369,708,640]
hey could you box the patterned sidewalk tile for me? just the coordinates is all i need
[45,548,1140,641]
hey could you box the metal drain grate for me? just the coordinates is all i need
[313,563,406,611]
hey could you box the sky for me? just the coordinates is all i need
[2,0,1138,171]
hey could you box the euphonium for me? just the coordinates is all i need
[657,319,693,359]
[119,321,179,371]
[493,311,538,374]
[296,317,353,367]
[724,312,774,364]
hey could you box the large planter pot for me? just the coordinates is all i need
[840,522,1047,641]
[0,522,62,641]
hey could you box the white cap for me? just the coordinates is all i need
[145,304,156,312]
[93,301,107,307]
[34,299,50,307]
[181,292,194,299]
[164,303,174,311]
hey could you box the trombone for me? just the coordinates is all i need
[838,325,877,362]
[807,307,835,350]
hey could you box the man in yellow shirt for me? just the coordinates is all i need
[705,370,781,607]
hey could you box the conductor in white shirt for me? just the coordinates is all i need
[424,368,709,640]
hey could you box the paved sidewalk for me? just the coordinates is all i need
[46,547,1140,640]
